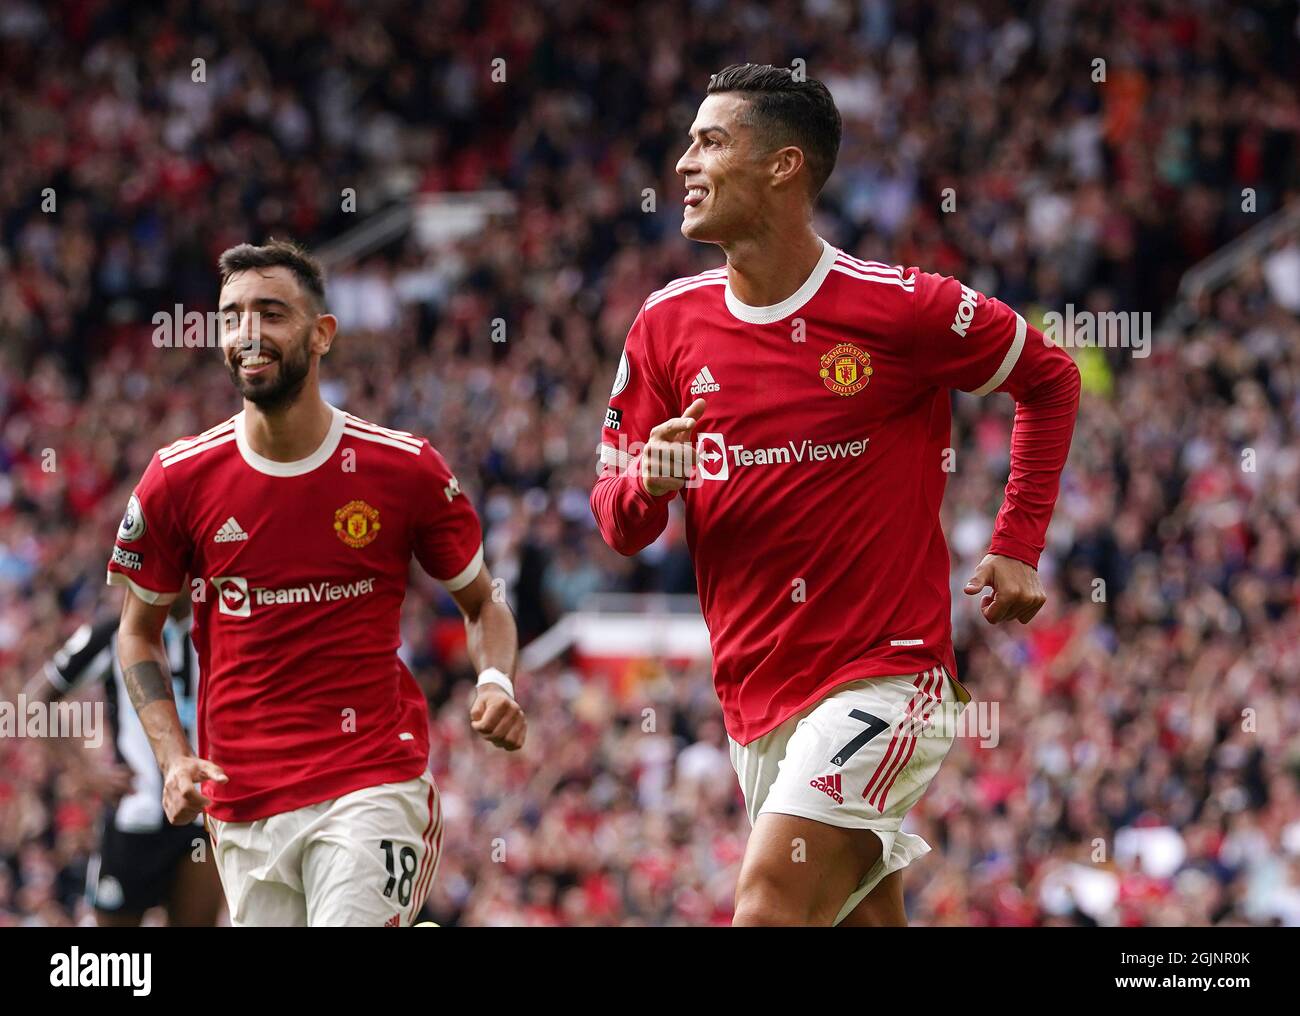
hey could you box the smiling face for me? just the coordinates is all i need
[676,93,777,245]
[218,266,330,410]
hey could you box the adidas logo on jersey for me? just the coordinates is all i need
[214,516,250,543]
[690,366,721,395]
[810,772,844,804]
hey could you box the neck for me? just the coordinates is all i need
[242,389,333,462]
[722,223,824,307]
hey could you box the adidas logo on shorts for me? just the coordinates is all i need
[810,772,844,804]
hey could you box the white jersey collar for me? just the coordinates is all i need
[724,237,837,324]
[235,404,345,477]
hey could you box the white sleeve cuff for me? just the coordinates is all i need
[441,544,485,592]
[106,571,181,605]
[44,661,70,693]
[971,312,1027,396]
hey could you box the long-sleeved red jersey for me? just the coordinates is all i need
[591,239,1080,744]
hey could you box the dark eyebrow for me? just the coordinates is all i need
[218,297,293,313]
[690,125,731,141]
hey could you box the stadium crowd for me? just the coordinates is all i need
[2,0,1299,926]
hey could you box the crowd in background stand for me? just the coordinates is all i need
[2,0,1298,925]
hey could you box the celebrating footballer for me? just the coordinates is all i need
[592,64,1080,926]
[107,241,526,927]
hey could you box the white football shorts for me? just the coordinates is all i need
[729,667,968,924]
[207,770,442,927]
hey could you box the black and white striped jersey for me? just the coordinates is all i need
[44,616,201,832]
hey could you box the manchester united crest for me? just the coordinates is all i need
[819,342,873,396]
[334,500,381,548]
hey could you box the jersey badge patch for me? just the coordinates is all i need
[819,343,873,396]
[117,493,146,542]
[334,500,382,548]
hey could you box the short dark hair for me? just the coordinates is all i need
[706,63,842,197]
[218,239,326,311]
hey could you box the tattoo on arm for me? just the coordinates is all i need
[123,661,174,711]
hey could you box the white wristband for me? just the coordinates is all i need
[476,668,514,698]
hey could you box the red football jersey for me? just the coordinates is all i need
[592,239,1079,744]
[107,406,483,822]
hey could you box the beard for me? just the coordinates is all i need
[226,325,312,411]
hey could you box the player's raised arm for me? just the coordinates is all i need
[117,587,226,823]
[911,271,1081,625]
[590,305,689,555]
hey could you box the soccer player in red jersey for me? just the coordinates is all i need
[591,65,1080,926]
[107,240,525,926]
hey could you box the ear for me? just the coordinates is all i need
[770,145,807,190]
[312,313,338,357]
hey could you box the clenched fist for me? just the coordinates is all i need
[470,685,527,751]
[641,398,707,496]
[964,554,1047,624]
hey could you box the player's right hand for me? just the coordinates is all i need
[641,398,707,496]
[162,756,228,825]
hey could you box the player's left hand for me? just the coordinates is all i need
[470,685,526,751]
[964,553,1046,625]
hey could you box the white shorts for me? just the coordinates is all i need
[207,771,442,927]
[729,667,967,924]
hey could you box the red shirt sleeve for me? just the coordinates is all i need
[411,443,484,589]
[911,270,1029,394]
[105,452,192,603]
[911,271,1081,569]
[590,303,679,556]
